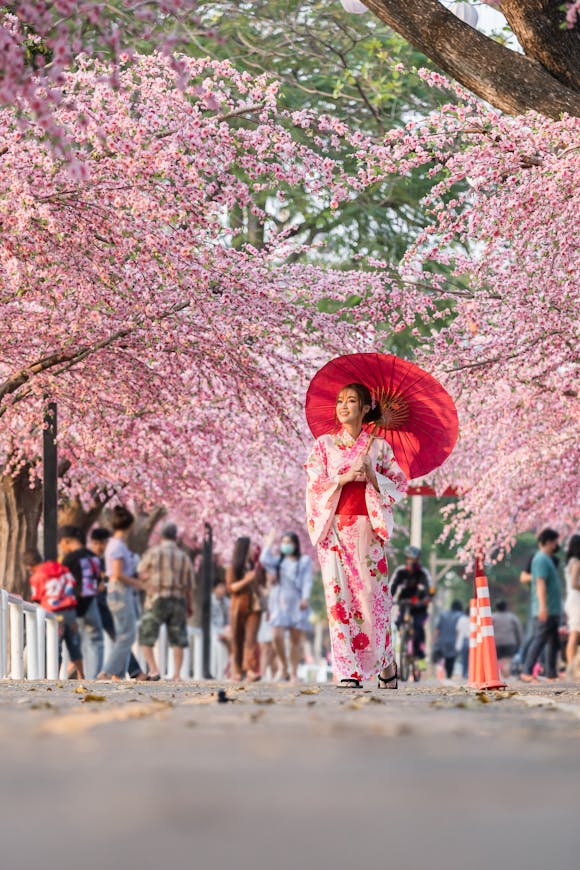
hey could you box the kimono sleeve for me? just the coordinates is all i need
[305,438,341,547]
[365,439,408,542]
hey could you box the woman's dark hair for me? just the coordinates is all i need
[281,531,301,560]
[232,536,251,580]
[110,505,134,532]
[451,599,463,612]
[495,600,507,613]
[90,527,112,542]
[337,383,382,425]
[566,534,580,564]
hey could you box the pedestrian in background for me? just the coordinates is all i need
[59,525,104,679]
[260,531,313,683]
[138,522,195,681]
[256,571,277,680]
[521,528,562,682]
[434,600,463,680]
[390,545,432,664]
[97,506,141,681]
[226,537,262,682]
[564,534,580,678]
[455,605,470,680]
[211,576,232,675]
[492,600,523,678]
[89,527,115,643]
[24,549,83,679]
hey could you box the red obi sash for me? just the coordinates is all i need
[336,481,368,516]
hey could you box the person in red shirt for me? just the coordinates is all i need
[23,549,84,679]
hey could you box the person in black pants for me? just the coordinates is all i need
[89,528,115,639]
[390,546,433,661]
[521,528,562,682]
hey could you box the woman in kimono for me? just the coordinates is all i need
[305,383,408,689]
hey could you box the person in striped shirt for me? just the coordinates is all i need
[138,522,195,680]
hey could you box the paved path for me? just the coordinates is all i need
[1,679,579,869]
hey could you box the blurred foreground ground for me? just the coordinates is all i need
[1,678,579,870]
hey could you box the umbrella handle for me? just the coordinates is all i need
[364,423,380,456]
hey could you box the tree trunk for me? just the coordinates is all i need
[127,506,166,556]
[365,0,580,118]
[58,495,109,537]
[0,468,43,597]
[502,1,580,92]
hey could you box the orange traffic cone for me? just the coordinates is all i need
[472,559,506,690]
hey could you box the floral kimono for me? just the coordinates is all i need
[305,428,408,681]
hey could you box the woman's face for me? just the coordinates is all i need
[280,535,296,556]
[336,388,367,426]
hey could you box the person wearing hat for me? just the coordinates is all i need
[390,545,433,664]
[137,521,196,680]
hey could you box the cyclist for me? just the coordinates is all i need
[390,545,433,665]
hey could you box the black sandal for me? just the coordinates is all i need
[377,664,398,689]
[337,678,363,689]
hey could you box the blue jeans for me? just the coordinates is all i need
[59,607,83,663]
[102,584,136,678]
[78,597,104,679]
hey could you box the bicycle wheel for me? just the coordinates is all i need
[399,628,410,682]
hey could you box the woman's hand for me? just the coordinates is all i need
[338,456,367,486]
[351,454,371,482]
[358,455,373,477]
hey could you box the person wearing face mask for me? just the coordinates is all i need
[260,531,313,682]
[521,528,563,682]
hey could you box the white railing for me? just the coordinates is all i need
[154,626,228,680]
[0,588,60,680]
[2,585,229,682]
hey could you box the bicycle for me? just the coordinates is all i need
[395,597,422,683]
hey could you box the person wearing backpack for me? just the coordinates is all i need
[24,548,84,679]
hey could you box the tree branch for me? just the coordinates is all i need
[364,0,580,118]
[0,301,190,409]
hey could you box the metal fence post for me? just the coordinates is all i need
[43,401,58,561]
[201,522,213,679]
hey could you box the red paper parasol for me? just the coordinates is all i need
[305,352,458,479]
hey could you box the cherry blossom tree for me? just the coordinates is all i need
[0,2,208,153]
[1,49,577,588]
[355,70,579,558]
[0,53,407,590]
